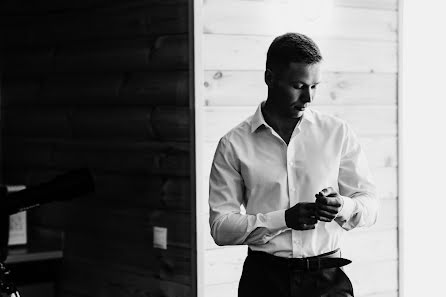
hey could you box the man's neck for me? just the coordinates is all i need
[261,101,302,144]
[262,101,301,132]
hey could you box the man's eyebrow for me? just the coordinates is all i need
[291,80,321,85]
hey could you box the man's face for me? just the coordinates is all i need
[266,62,321,118]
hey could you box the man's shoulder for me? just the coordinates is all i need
[219,115,253,144]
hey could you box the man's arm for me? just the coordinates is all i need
[208,137,287,246]
[334,123,379,230]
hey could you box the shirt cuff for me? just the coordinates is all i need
[264,209,288,231]
[337,195,356,221]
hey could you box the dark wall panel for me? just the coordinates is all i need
[1,1,194,296]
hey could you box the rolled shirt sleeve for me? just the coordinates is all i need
[335,123,379,230]
[209,137,288,246]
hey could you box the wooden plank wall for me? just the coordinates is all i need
[0,0,194,296]
[198,0,398,297]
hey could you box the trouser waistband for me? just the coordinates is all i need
[247,248,351,271]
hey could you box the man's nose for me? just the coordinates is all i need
[301,87,313,103]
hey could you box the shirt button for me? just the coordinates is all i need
[290,187,295,192]
[289,161,294,166]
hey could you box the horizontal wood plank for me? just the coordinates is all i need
[3,138,190,175]
[203,106,397,142]
[92,174,190,210]
[335,0,397,10]
[3,48,54,73]
[1,77,42,104]
[54,43,151,72]
[72,108,155,140]
[3,71,189,106]
[121,71,189,106]
[4,35,189,73]
[342,228,398,263]
[204,35,397,73]
[345,260,398,296]
[204,2,397,41]
[2,106,190,141]
[61,255,191,297]
[152,107,190,141]
[373,167,398,200]
[3,141,54,168]
[3,107,71,137]
[52,144,190,175]
[0,5,188,46]
[0,0,189,14]
[41,74,123,99]
[203,71,397,106]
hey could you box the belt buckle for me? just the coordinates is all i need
[305,258,321,271]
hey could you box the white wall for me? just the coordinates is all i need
[399,1,446,296]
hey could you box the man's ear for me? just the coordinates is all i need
[265,68,274,88]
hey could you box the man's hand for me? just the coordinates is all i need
[315,187,343,222]
[285,202,318,230]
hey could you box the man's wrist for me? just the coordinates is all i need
[337,195,356,220]
[264,209,288,231]
[284,208,290,228]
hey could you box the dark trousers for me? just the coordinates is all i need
[238,249,354,297]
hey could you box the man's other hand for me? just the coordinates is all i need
[285,202,317,230]
[315,187,343,222]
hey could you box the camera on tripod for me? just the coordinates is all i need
[0,168,95,297]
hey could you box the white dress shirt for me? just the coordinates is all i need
[209,102,378,258]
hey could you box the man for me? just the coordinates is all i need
[209,33,378,297]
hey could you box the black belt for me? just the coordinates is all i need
[247,248,351,271]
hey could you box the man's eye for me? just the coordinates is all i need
[311,85,317,89]
[294,85,304,89]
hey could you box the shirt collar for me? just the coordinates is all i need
[250,101,316,133]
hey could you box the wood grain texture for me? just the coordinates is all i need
[51,142,190,175]
[41,74,123,100]
[335,0,397,10]
[203,2,397,41]
[2,107,71,138]
[203,35,397,73]
[2,1,194,296]
[61,255,191,297]
[203,106,397,143]
[0,0,190,14]
[0,4,188,46]
[1,77,42,105]
[4,35,189,74]
[71,108,156,140]
[203,71,397,106]
[121,71,189,106]
[4,71,189,106]
[152,107,190,141]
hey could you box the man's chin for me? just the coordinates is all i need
[288,110,304,119]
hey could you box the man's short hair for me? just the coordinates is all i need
[266,32,322,73]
